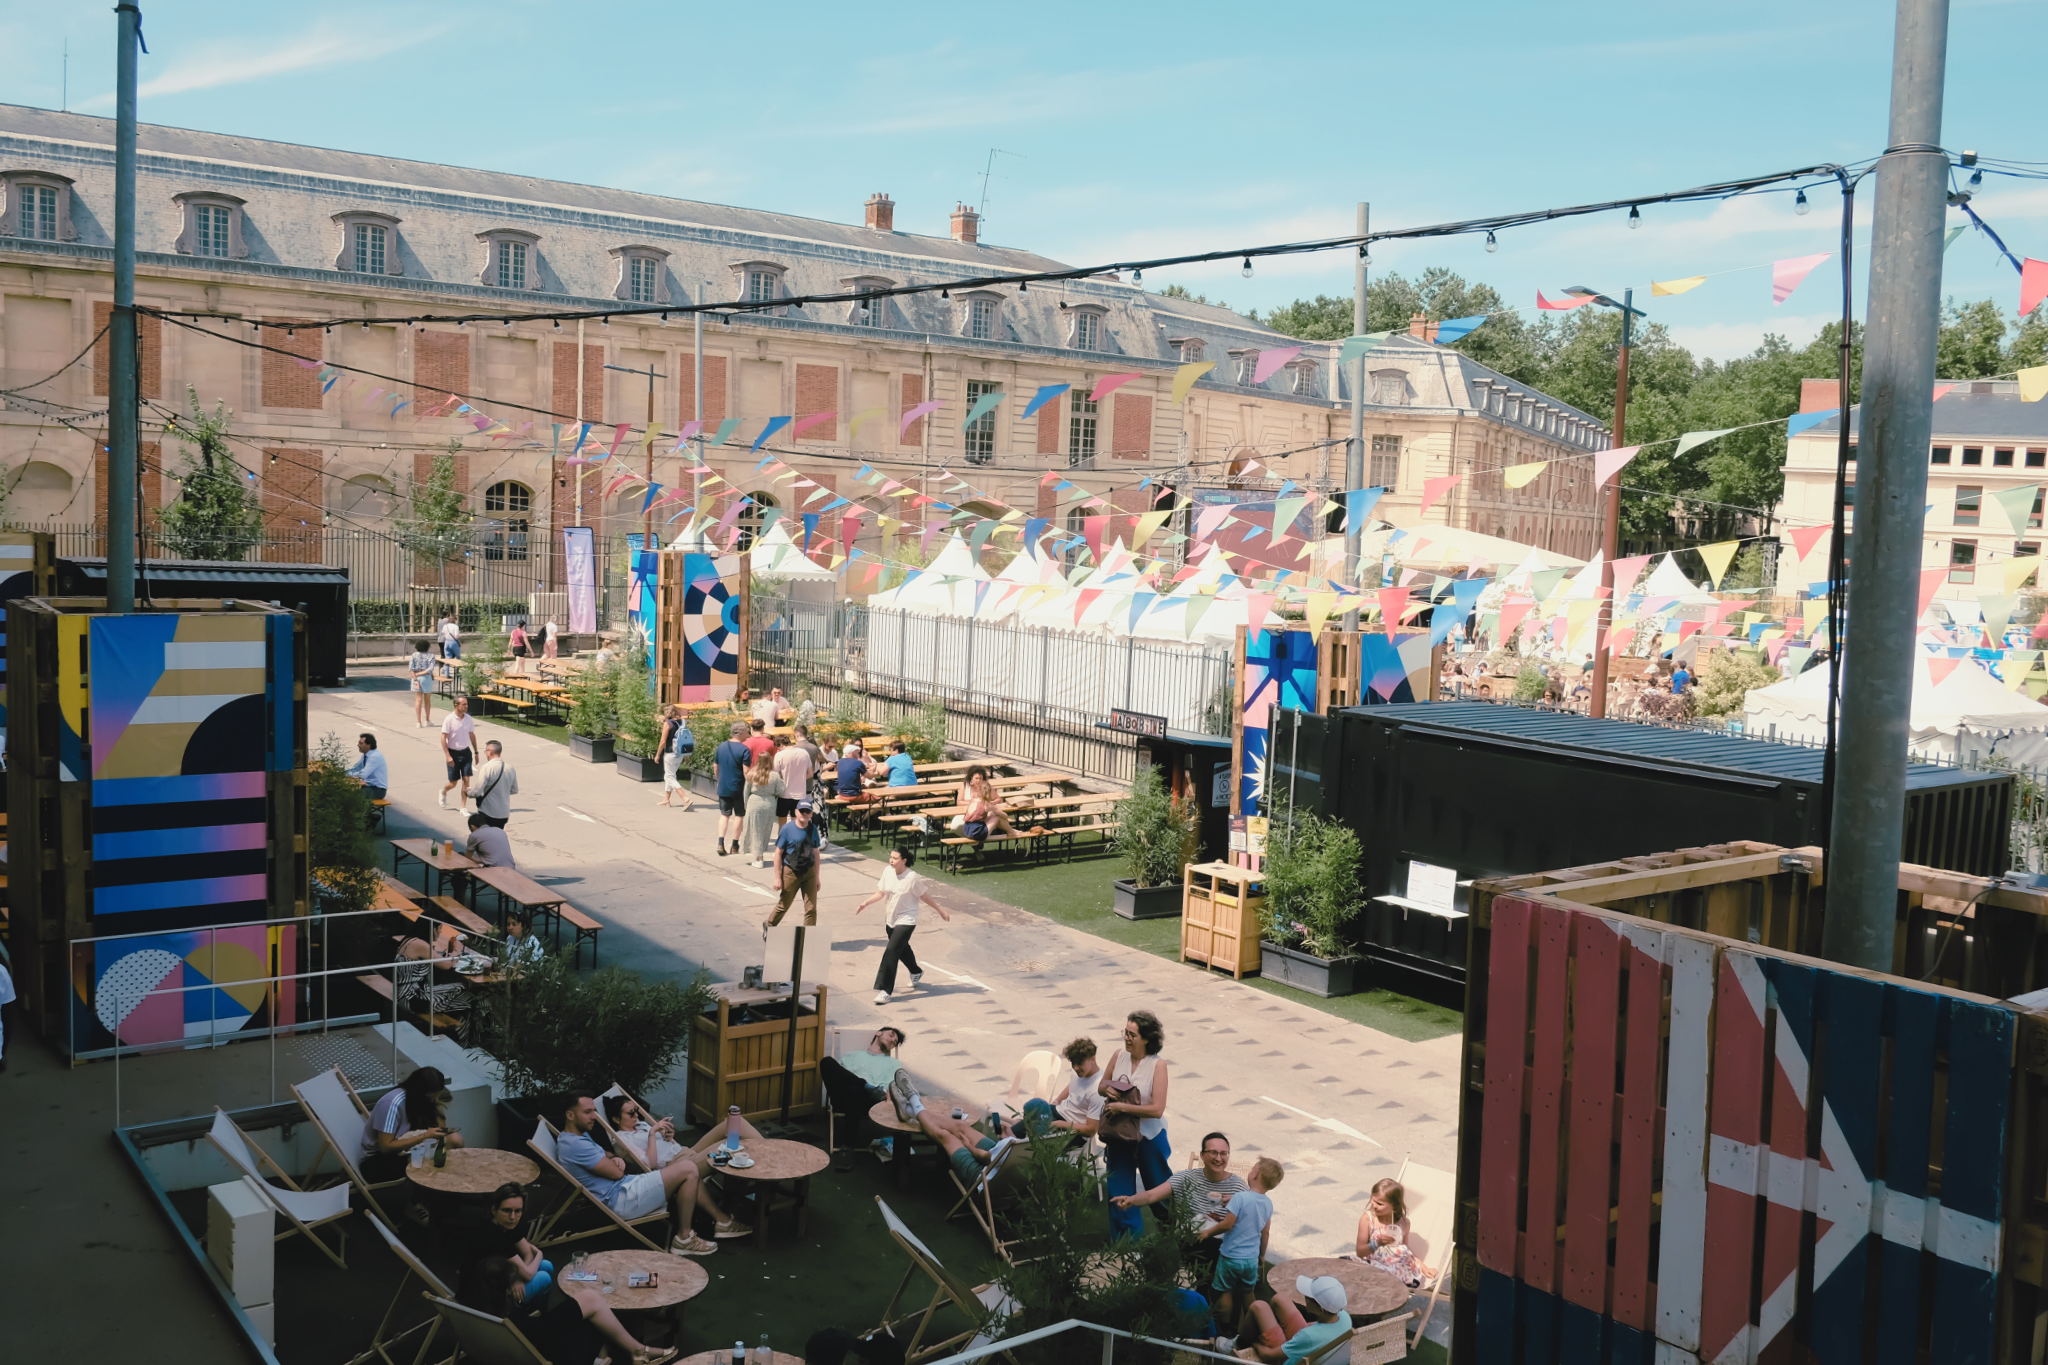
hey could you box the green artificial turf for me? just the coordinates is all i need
[827,824,1462,1043]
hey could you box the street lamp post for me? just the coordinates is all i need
[1563,286,1647,719]
[605,361,666,544]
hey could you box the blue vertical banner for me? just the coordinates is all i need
[625,533,658,666]
[564,526,596,634]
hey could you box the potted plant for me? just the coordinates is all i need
[685,707,736,798]
[611,650,663,781]
[566,656,616,764]
[1109,765,1200,920]
[460,627,511,714]
[1256,804,1365,997]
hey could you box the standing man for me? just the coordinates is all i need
[1671,661,1692,694]
[763,798,823,934]
[714,722,752,857]
[471,740,519,829]
[772,733,813,829]
[439,610,462,661]
[440,695,477,810]
[407,639,436,727]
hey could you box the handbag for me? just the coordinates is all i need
[1098,1080,1144,1143]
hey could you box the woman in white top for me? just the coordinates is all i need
[1097,1009,1173,1238]
[542,618,560,660]
[407,638,436,727]
[854,847,951,1005]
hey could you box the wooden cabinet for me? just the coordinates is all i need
[687,982,828,1123]
[1181,862,1265,979]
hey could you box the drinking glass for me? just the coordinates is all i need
[600,1271,614,1295]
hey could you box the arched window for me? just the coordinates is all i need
[335,473,396,519]
[1061,505,1089,574]
[482,480,531,560]
[738,490,779,553]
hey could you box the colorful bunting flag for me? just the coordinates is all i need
[1021,384,1070,419]
[1787,409,1839,438]
[1652,276,1707,296]
[2022,258,2048,320]
[1696,540,1741,589]
[1171,362,1216,406]
[750,416,791,452]
[1536,291,1598,311]
[1916,565,1948,620]
[790,411,836,440]
[1502,462,1545,489]
[1675,428,1736,458]
[900,400,942,437]
[2020,366,2048,404]
[2004,556,2042,592]
[1251,347,1303,386]
[1343,487,1384,529]
[1594,445,1641,486]
[1091,373,1140,403]
[1772,252,1832,305]
[1431,315,1487,345]
[1419,474,1464,516]
[1991,484,2041,534]
[1337,332,1396,365]
[960,391,1005,430]
[1789,523,1832,561]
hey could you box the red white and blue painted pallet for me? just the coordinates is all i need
[1472,895,2014,1365]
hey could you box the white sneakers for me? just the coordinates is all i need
[909,972,923,988]
[670,1232,717,1256]
[874,990,891,1005]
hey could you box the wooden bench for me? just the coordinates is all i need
[354,972,461,1031]
[369,797,392,834]
[476,693,536,711]
[1051,816,1120,861]
[937,828,1043,872]
[428,895,495,938]
[560,905,604,967]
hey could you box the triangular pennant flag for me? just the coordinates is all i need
[1021,383,1070,419]
[2022,258,2048,320]
[712,417,743,445]
[1337,332,1396,365]
[1803,598,1830,633]
[801,512,819,551]
[1675,428,1736,458]
[1594,445,1641,486]
[1496,597,1535,644]
[1790,523,1832,561]
[1784,646,1814,678]
[1696,540,1741,589]
[1927,656,1963,687]
[1431,315,1487,345]
[1991,484,2040,534]
[900,400,943,437]
[1171,362,1216,406]
[968,519,1000,554]
[1343,487,1384,529]
[1082,515,1109,564]
[1609,554,1652,592]
[1916,565,1948,620]
[1502,461,1546,489]
[960,391,1005,430]
[1419,474,1463,516]
[790,411,836,441]
[2019,366,2048,403]
[1251,347,1303,386]
[639,481,666,512]
[750,415,791,452]
[1677,620,1703,642]
[1244,592,1276,632]
[2004,556,2041,593]
[1375,587,1410,626]
[1773,252,1831,305]
[1530,568,1570,602]
[2007,653,2039,691]
[1787,409,1839,437]
[1091,373,1140,403]
[1132,508,1173,549]
[1304,591,1338,637]
[1652,276,1708,296]
[1537,291,1599,310]
[1981,591,2016,639]
[1270,495,1310,543]
[1182,592,1217,640]
[1127,591,1157,633]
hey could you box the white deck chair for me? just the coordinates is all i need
[206,1108,354,1269]
[872,1196,1018,1364]
[423,1296,551,1365]
[524,1118,672,1254]
[357,1213,456,1365]
[294,1066,407,1223]
[824,1027,911,1157]
[944,1134,1028,1261]
[1393,1159,1455,1346]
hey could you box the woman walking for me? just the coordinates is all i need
[507,621,530,675]
[657,705,693,810]
[1098,1009,1173,1239]
[738,751,785,868]
[542,617,560,660]
[407,638,435,727]
[854,847,951,1005]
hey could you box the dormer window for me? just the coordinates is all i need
[728,260,788,311]
[1229,349,1258,384]
[960,291,1004,342]
[332,210,402,275]
[1067,304,1108,352]
[1169,337,1205,364]
[841,275,895,328]
[2,170,75,241]
[610,245,672,304]
[173,191,248,259]
[1286,358,1318,396]
[1371,369,1409,405]
[477,229,541,290]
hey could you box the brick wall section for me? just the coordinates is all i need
[1036,393,1062,455]
[94,441,164,528]
[1112,393,1153,459]
[262,448,324,561]
[261,319,323,408]
[551,342,604,421]
[677,355,728,425]
[415,330,470,407]
[794,364,837,439]
[899,373,924,446]
[91,303,162,398]
[1036,479,1057,520]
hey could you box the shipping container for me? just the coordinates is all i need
[54,558,349,686]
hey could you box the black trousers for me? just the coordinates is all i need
[874,922,921,993]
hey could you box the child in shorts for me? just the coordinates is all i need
[1206,1156,1282,1334]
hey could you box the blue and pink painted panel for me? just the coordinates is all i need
[1237,626,1319,819]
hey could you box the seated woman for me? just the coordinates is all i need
[456,1184,552,1307]
[957,767,1021,842]
[601,1095,756,1240]
[1352,1177,1434,1287]
[469,1255,674,1365]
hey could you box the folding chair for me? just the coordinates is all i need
[524,1119,672,1254]
[422,1296,550,1365]
[871,1196,1018,1365]
[943,1134,1028,1262]
[206,1108,355,1270]
[351,1213,456,1365]
[294,1066,409,1224]
[823,1027,906,1158]
[1391,1158,1455,1347]
[1351,1314,1414,1365]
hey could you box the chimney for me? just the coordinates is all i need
[1407,311,1438,343]
[1799,378,1840,412]
[864,192,894,232]
[950,203,980,246]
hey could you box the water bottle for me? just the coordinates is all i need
[725,1105,743,1153]
[753,1334,772,1365]
[730,1342,745,1365]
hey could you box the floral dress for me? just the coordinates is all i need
[1363,1211,1427,1287]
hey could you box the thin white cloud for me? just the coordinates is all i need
[1667,313,1833,363]
[78,17,458,108]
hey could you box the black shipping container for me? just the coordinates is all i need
[1270,702,2014,986]
[55,558,349,685]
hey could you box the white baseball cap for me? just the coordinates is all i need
[1297,1274,1347,1314]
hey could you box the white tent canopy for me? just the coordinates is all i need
[866,532,991,616]
[1743,655,2048,764]
[746,519,838,580]
[1639,554,1717,606]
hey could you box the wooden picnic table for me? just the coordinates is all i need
[372,871,422,913]
[391,838,478,899]
[470,864,569,942]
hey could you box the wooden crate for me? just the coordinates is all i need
[1181,861,1264,979]
[686,982,827,1123]
[653,547,748,706]
[1450,840,2048,1365]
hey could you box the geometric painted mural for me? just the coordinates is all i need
[77,924,295,1051]
[1238,626,1320,819]
[677,551,743,703]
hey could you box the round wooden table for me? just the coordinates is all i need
[714,1138,831,1250]
[868,1097,983,1190]
[1267,1256,1411,1320]
[676,1353,803,1365]
[403,1147,540,1194]
[560,1249,706,1348]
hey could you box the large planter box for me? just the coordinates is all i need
[690,769,720,798]
[569,734,615,764]
[1112,878,1182,921]
[1258,940,1361,998]
[616,752,662,782]
[687,982,828,1124]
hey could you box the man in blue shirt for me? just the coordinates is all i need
[763,800,824,932]
[1671,664,1692,693]
[553,1095,722,1255]
[713,722,752,857]
[884,740,918,787]
[349,732,388,801]
[1239,1273,1352,1364]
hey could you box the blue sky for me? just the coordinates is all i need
[3,0,2041,361]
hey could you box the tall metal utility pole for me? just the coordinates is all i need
[1341,203,1368,630]
[106,4,142,612]
[1588,288,1635,718]
[605,360,664,542]
[1824,0,1951,972]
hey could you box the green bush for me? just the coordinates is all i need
[1514,664,1547,701]
[829,686,869,731]
[684,707,741,775]
[471,953,713,1099]
[1258,805,1365,960]
[309,731,384,967]
[892,698,948,763]
[612,655,661,758]
[566,660,616,738]
[1111,765,1201,889]
[1694,649,1781,718]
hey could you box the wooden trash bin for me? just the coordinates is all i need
[686,981,828,1124]
[1181,861,1264,979]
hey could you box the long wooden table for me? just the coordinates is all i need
[469,864,569,943]
[391,838,478,899]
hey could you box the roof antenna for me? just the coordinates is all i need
[978,148,1025,221]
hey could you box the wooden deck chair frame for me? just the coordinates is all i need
[351,1213,456,1365]
[423,1295,551,1365]
[524,1118,672,1254]
[871,1196,1018,1365]
[294,1066,409,1223]
[1349,1312,1415,1365]
[824,1026,909,1157]
[206,1108,354,1270]
[943,1133,1027,1261]
[1391,1157,1454,1347]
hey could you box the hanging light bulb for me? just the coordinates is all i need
[1018,279,1028,292]
[1628,206,1642,229]
[1241,257,1254,278]
[941,287,950,300]
[1795,190,1810,216]
[1485,231,1498,253]
[1969,168,1983,187]
[1131,268,1142,283]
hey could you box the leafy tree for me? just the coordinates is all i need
[161,383,264,561]
[1935,298,2008,379]
[1153,281,1234,313]
[1694,649,1781,719]
[1720,543,1774,591]
[397,440,469,593]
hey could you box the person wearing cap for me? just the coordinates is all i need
[763,798,824,932]
[1239,1273,1351,1364]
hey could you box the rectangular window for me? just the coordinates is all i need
[195,204,230,258]
[1180,342,1203,364]
[1068,389,1098,467]
[1374,373,1407,405]
[1073,313,1098,351]
[495,239,526,290]
[1237,354,1258,384]
[1995,447,2016,467]
[2030,449,2047,468]
[1955,486,1982,526]
[1930,446,1951,465]
[353,223,385,274]
[1950,540,1976,584]
[629,256,658,304]
[968,298,995,341]
[23,184,58,241]
[853,287,879,326]
[963,380,999,464]
[1369,434,1400,488]
[1293,366,1315,396]
[1962,446,1983,466]
[747,270,778,303]
[1845,445,1857,462]
[2034,489,2045,529]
